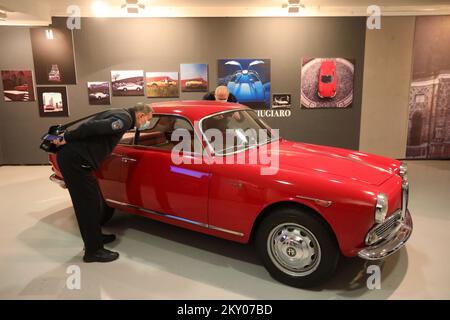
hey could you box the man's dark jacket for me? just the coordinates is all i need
[62,108,135,169]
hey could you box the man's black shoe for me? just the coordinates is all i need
[83,248,119,263]
[102,233,116,244]
[82,234,116,251]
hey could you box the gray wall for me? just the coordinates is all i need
[0,17,366,164]
[359,16,415,159]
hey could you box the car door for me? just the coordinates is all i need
[120,114,210,225]
[96,131,136,205]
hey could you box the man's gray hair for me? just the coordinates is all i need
[133,102,153,114]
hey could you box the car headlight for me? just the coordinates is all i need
[399,162,408,182]
[375,193,388,223]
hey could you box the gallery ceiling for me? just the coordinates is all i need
[1,0,449,26]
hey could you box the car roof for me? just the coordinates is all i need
[150,100,250,121]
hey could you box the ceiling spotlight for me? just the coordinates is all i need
[121,0,146,14]
[282,0,305,13]
[92,1,110,17]
[0,10,7,21]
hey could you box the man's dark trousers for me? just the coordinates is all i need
[57,146,104,253]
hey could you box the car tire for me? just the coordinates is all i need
[255,207,340,288]
[100,200,115,226]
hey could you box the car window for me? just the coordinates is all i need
[201,110,275,155]
[119,130,136,145]
[135,115,199,153]
[321,75,333,83]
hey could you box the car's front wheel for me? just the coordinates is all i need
[255,207,340,288]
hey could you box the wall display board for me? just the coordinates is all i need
[37,86,69,117]
[1,70,35,102]
[406,16,450,160]
[300,58,354,109]
[218,59,271,109]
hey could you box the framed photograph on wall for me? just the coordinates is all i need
[30,26,77,85]
[145,72,179,98]
[406,16,450,160]
[217,58,271,109]
[272,94,291,109]
[180,63,208,92]
[1,70,35,102]
[87,81,111,105]
[111,70,144,96]
[37,86,69,117]
[300,58,354,109]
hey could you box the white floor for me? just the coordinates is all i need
[0,161,449,299]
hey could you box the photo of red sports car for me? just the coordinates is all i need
[318,60,337,98]
[301,58,354,109]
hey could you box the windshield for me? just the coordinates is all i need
[201,110,276,155]
[321,75,333,83]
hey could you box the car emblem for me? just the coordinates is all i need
[286,247,297,257]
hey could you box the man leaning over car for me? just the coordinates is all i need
[52,103,153,263]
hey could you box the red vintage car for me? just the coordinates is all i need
[318,60,337,99]
[48,101,412,287]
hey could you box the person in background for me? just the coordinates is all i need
[203,85,238,103]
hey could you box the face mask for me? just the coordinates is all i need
[139,120,151,131]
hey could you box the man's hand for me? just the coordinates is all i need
[51,134,66,147]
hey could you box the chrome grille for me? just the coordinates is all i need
[373,211,401,238]
[366,210,402,245]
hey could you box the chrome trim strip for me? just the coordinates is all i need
[208,225,246,237]
[295,195,332,208]
[105,199,244,237]
[292,144,392,174]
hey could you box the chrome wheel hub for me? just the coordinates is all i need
[267,223,321,277]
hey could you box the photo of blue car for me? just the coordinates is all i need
[218,59,271,109]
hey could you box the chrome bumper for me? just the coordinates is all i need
[358,209,412,260]
[49,174,66,189]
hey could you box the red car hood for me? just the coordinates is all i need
[276,140,398,186]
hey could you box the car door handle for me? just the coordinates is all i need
[121,157,137,163]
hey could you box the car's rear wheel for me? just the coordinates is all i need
[255,207,340,288]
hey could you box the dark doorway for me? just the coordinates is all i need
[409,112,423,146]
